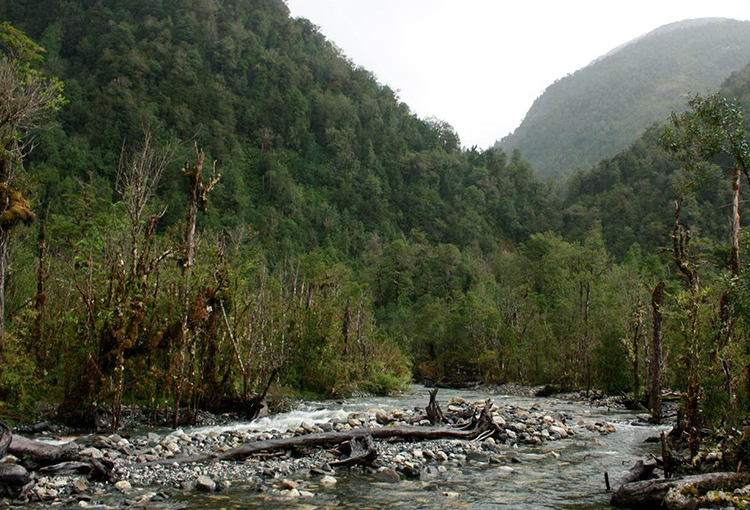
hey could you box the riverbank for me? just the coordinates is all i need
[8,386,647,508]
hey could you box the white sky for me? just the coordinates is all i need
[284,0,750,149]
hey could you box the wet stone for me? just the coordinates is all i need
[114,480,131,491]
[320,476,337,486]
[374,467,401,483]
[196,475,216,492]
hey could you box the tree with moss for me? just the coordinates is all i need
[662,93,750,422]
[0,22,64,353]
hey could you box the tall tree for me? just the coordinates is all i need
[662,93,750,412]
[661,93,750,277]
[0,23,63,354]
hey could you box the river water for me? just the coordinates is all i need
[178,385,668,509]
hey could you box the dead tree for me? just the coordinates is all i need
[173,144,220,428]
[671,200,701,455]
[109,131,173,431]
[649,281,665,423]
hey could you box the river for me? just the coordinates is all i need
[176,385,668,509]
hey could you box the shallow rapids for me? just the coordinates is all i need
[179,385,668,509]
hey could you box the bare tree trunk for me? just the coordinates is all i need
[342,300,351,356]
[635,296,644,402]
[730,165,741,277]
[173,149,203,428]
[173,145,219,428]
[671,200,701,454]
[584,281,591,395]
[0,229,7,362]
[649,281,665,423]
[32,209,48,362]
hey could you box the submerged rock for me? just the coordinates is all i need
[374,467,401,483]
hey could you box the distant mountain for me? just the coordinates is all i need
[497,18,750,179]
[560,57,750,261]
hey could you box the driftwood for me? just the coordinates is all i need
[330,436,377,467]
[611,472,750,508]
[9,436,80,466]
[617,459,658,486]
[147,400,498,466]
[38,461,93,476]
[426,389,444,425]
[0,420,114,496]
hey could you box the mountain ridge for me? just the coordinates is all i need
[498,18,750,179]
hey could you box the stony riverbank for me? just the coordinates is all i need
[11,394,627,507]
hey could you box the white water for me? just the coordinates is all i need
[183,385,670,509]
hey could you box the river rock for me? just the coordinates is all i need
[283,488,301,498]
[80,447,103,459]
[436,451,448,462]
[548,425,567,438]
[374,467,401,483]
[114,480,131,491]
[320,475,337,486]
[281,479,298,490]
[398,463,421,479]
[196,475,217,492]
[72,479,89,493]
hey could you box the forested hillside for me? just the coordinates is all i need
[2,0,750,460]
[497,18,750,179]
[0,0,557,258]
[0,0,563,426]
[561,59,750,260]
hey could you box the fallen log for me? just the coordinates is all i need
[0,422,11,457]
[38,461,93,476]
[9,436,80,466]
[616,459,659,486]
[611,472,750,508]
[146,401,498,466]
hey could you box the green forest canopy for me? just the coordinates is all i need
[1,0,750,446]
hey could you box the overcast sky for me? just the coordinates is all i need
[284,0,750,149]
